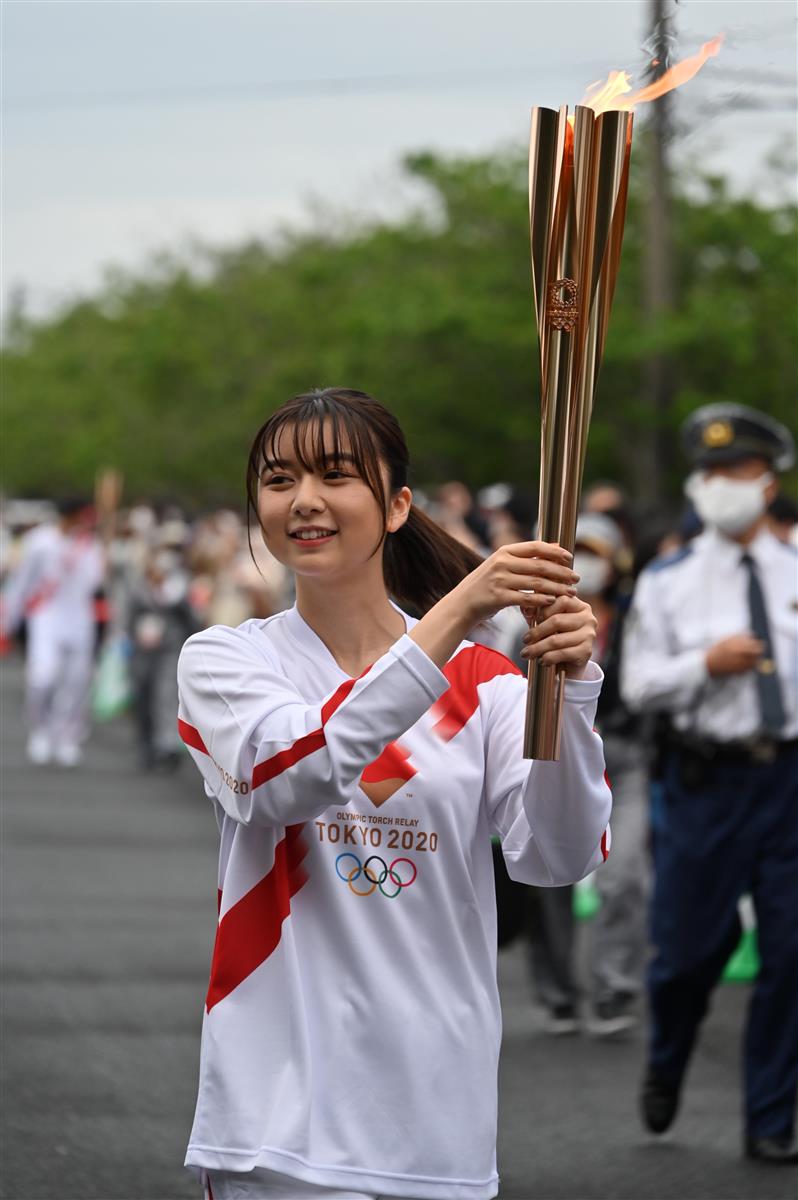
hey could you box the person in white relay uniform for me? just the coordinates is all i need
[177,389,612,1200]
[1,498,105,766]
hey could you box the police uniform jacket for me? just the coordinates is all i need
[619,527,798,742]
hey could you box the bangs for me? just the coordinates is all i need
[261,404,357,477]
[247,390,389,523]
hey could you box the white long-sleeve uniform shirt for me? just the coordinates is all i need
[177,605,611,1199]
[620,527,798,741]
[1,523,104,645]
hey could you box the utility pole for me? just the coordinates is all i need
[637,0,677,510]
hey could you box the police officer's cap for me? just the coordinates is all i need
[681,403,795,472]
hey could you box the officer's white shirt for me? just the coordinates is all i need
[621,526,798,742]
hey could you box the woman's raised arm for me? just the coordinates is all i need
[177,623,448,827]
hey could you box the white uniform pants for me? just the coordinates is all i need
[203,1167,417,1200]
[26,624,93,749]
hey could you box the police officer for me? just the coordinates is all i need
[621,403,798,1163]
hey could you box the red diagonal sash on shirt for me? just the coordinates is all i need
[176,717,312,1009]
[178,724,310,1008]
[178,674,367,1010]
[205,822,308,1012]
[24,534,94,615]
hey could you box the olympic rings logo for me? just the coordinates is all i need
[335,853,418,899]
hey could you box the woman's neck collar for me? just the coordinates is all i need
[295,572,406,677]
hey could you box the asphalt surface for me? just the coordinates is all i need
[2,654,794,1200]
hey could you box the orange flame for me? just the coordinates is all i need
[577,35,724,115]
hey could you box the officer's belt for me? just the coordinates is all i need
[667,729,798,767]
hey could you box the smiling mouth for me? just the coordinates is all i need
[289,529,338,541]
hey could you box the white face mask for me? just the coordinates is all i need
[685,470,773,537]
[573,551,612,596]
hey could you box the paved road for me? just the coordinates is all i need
[2,655,793,1200]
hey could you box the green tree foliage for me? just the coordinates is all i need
[3,145,796,507]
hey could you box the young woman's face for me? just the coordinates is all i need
[257,423,410,580]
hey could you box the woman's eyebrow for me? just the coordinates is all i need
[261,451,357,471]
[321,452,357,466]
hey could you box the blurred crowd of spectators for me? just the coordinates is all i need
[2,483,796,775]
[2,480,796,1040]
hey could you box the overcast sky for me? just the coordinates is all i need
[3,0,796,316]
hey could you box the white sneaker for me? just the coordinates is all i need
[543,1005,580,1036]
[53,743,81,768]
[27,732,52,765]
[587,999,638,1039]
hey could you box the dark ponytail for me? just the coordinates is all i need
[247,387,483,616]
[384,504,483,616]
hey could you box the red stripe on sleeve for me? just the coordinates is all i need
[251,728,326,790]
[206,823,308,1011]
[601,829,610,861]
[321,674,360,723]
[430,644,521,742]
[182,664,373,796]
[251,669,370,790]
[178,718,209,755]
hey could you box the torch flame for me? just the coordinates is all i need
[581,70,634,113]
[577,34,724,115]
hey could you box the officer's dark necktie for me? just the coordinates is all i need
[741,552,786,735]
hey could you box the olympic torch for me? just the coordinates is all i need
[523,105,633,760]
[521,37,723,759]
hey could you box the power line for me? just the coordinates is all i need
[6,60,791,116]
[5,69,570,114]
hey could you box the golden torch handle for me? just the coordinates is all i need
[524,660,566,761]
[523,104,632,760]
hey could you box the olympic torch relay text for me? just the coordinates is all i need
[334,810,422,826]
[314,816,439,854]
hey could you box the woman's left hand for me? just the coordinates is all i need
[520,595,597,679]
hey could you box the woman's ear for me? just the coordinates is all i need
[387,486,413,533]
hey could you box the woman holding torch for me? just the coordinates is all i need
[177,387,611,1200]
